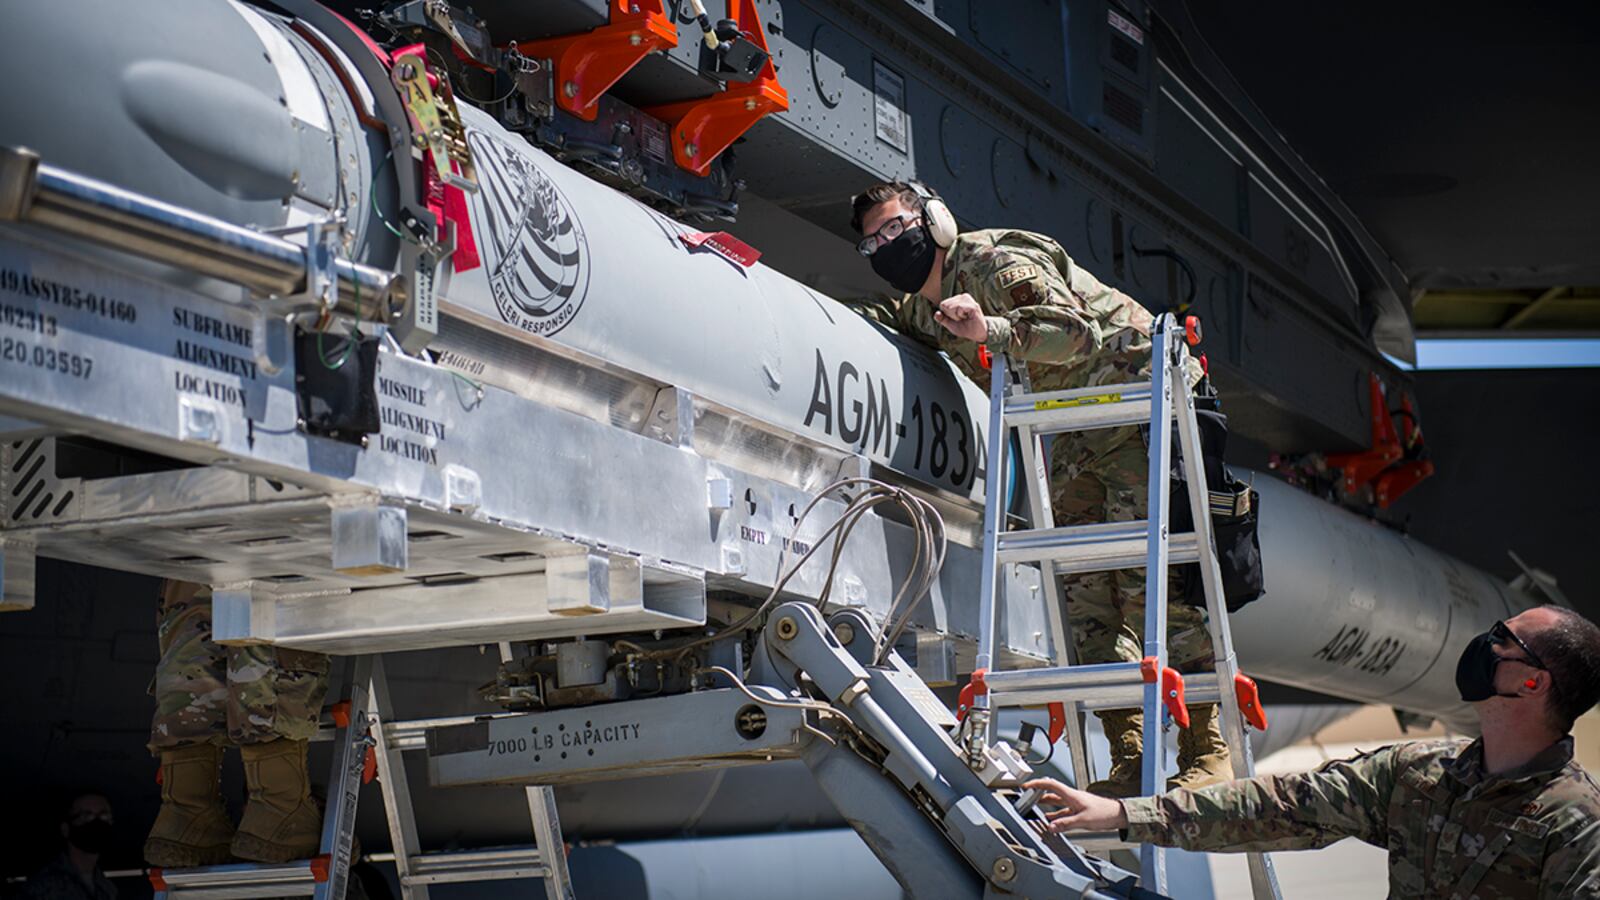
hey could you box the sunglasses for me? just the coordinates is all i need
[1490,620,1548,671]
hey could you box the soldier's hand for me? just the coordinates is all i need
[934,294,988,342]
[1023,778,1129,833]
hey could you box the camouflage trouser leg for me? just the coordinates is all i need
[149,580,331,752]
[1051,435,1214,674]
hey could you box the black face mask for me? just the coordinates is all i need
[870,222,938,294]
[67,819,114,855]
[1455,631,1522,702]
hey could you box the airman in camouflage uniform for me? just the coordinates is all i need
[1029,605,1600,897]
[150,581,329,750]
[145,581,329,867]
[857,230,1212,665]
[21,792,118,900]
[1120,736,1600,898]
[18,852,118,900]
[849,183,1227,795]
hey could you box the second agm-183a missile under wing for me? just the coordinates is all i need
[0,0,1532,735]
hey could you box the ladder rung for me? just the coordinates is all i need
[996,521,1200,573]
[409,847,548,869]
[155,888,311,899]
[402,847,550,885]
[374,839,556,883]
[363,847,553,887]
[405,867,551,887]
[991,671,1224,711]
[1004,382,1155,433]
[313,713,516,750]
[152,862,320,898]
[385,714,511,751]
[984,661,1143,695]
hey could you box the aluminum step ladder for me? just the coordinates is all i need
[967,313,1281,899]
[151,654,574,900]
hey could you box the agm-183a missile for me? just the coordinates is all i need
[0,0,1532,735]
[435,103,1532,732]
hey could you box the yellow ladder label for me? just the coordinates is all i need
[1034,392,1121,411]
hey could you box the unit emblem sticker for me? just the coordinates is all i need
[466,129,590,337]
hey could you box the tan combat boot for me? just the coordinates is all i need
[232,739,323,862]
[1169,703,1232,791]
[145,742,236,867]
[1086,709,1145,798]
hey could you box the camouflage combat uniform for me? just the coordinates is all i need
[851,228,1211,670]
[149,580,329,751]
[1123,737,1600,898]
[18,852,117,900]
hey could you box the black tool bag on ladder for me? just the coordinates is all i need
[1170,383,1265,612]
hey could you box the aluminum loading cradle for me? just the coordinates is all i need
[0,148,1125,899]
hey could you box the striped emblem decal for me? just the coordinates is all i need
[467,129,591,337]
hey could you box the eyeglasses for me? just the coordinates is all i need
[1490,620,1548,671]
[856,214,920,257]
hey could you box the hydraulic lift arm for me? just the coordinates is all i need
[427,602,1155,899]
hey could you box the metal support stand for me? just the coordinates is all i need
[151,655,573,899]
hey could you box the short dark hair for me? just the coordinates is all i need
[850,182,923,234]
[61,790,111,822]
[1524,605,1600,732]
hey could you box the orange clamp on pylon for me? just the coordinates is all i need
[309,854,332,883]
[955,667,989,721]
[977,345,992,369]
[148,869,168,892]
[1234,673,1269,731]
[1184,314,1203,347]
[514,0,678,122]
[331,700,352,729]
[1372,390,1434,508]
[645,0,790,175]
[1327,373,1404,494]
[1046,702,1067,744]
[1375,457,1435,508]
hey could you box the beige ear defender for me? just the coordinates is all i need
[908,182,958,249]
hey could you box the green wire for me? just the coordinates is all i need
[322,143,413,370]
[449,368,484,396]
[370,149,422,244]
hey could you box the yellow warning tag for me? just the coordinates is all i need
[1034,392,1121,410]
